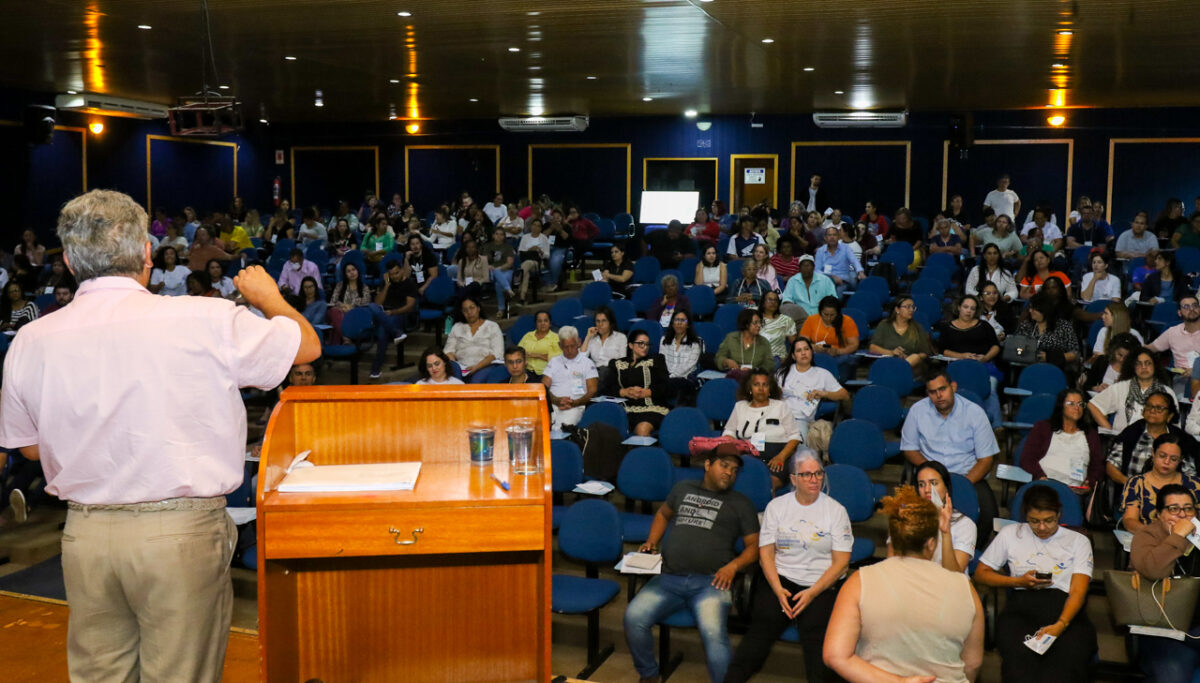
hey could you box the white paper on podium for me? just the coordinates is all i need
[278,462,422,493]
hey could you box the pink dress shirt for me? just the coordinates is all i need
[0,277,301,504]
[277,259,323,293]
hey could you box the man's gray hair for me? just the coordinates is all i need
[57,189,148,282]
[661,274,679,288]
[558,325,580,341]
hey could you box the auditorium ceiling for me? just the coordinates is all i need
[1,0,1198,122]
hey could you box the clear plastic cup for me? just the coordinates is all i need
[507,421,537,475]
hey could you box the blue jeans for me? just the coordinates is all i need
[365,303,406,374]
[623,573,733,681]
[549,247,568,286]
[1139,628,1200,683]
[493,268,513,310]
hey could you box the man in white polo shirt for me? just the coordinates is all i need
[541,325,598,429]
[0,189,321,682]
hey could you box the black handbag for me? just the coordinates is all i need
[1002,334,1037,364]
[1085,478,1119,528]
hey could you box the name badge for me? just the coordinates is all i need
[1084,241,1092,247]
[414,269,425,284]
[465,276,475,286]
[660,307,674,327]
[548,235,556,246]
[823,264,833,274]
[750,432,766,452]
[572,374,586,397]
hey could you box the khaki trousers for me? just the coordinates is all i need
[61,506,237,683]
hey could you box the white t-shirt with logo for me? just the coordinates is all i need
[978,523,1093,594]
[759,491,854,586]
[779,365,842,425]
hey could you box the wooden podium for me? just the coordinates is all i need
[255,384,553,682]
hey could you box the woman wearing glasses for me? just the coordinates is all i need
[602,329,670,436]
[868,295,932,369]
[1107,391,1197,486]
[1120,433,1200,533]
[1129,484,1200,681]
[1088,347,1176,433]
[1019,388,1105,490]
[974,485,1097,683]
[722,369,801,490]
[725,449,850,683]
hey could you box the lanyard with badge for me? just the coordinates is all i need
[736,411,768,452]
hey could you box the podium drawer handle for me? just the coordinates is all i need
[388,527,424,545]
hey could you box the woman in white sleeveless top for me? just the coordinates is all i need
[825,486,984,683]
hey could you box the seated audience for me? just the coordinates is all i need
[686,208,721,245]
[366,259,418,380]
[503,346,539,384]
[277,247,322,296]
[826,485,982,683]
[644,219,695,270]
[800,296,860,376]
[750,244,779,292]
[1115,211,1159,259]
[927,216,965,261]
[723,369,801,489]
[869,295,932,368]
[541,327,598,430]
[623,445,758,683]
[769,237,801,285]
[217,218,253,253]
[293,276,326,326]
[902,369,1000,542]
[600,244,634,299]
[727,216,766,259]
[814,226,864,296]
[1013,292,1080,365]
[758,290,796,360]
[646,274,691,328]
[1148,296,1200,396]
[1089,302,1142,363]
[969,211,1021,262]
[1107,391,1196,486]
[185,270,219,297]
[1122,433,1200,533]
[445,296,504,376]
[1140,250,1189,304]
[662,309,703,404]
[205,259,236,299]
[517,310,560,375]
[148,246,189,296]
[974,485,1096,683]
[977,282,1017,341]
[1066,204,1113,251]
[581,307,627,386]
[726,449,850,683]
[454,237,490,299]
[187,226,231,271]
[1020,388,1105,489]
[1088,346,1175,433]
[482,227,516,318]
[1128,484,1200,682]
[935,294,1001,368]
[416,348,465,385]
[715,308,774,376]
[908,461,978,573]
[604,329,670,436]
[1078,251,1121,303]
[36,256,75,295]
[725,260,770,307]
[781,255,836,321]
[964,243,1018,300]
[362,214,396,263]
[297,208,328,246]
[695,244,729,297]
[403,234,438,297]
[0,282,38,331]
[327,261,372,344]
[1080,332,1139,394]
[1017,250,1071,297]
[859,200,890,238]
[776,337,847,456]
[517,218,550,303]
[14,228,45,267]
[40,282,76,315]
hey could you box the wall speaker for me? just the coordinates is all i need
[24,104,56,145]
[949,112,974,149]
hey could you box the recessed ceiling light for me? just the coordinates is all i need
[315,101,324,107]
[469,98,479,102]
[1047,115,1066,127]
[508,47,520,52]
[586,75,597,80]
[218,85,229,90]
[137,24,152,30]
[527,10,540,15]
[284,56,297,60]
[396,11,412,17]
[643,97,653,102]
[684,109,698,118]
[389,79,399,83]
[761,38,774,44]
[834,90,844,94]
[803,66,815,72]
[530,65,541,71]
[66,90,77,94]
[1058,29,1073,35]
[1052,63,1066,68]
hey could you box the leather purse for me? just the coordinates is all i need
[1104,570,1200,630]
[1002,334,1036,364]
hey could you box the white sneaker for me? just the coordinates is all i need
[9,488,27,524]
[369,372,382,380]
[393,333,408,344]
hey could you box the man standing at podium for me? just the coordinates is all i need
[0,190,320,682]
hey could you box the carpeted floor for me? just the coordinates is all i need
[0,553,64,601]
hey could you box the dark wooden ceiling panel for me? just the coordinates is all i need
[0,0,1197,122]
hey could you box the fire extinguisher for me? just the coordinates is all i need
[272,176,282,208]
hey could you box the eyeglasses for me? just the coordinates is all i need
[1063,400,1085,408]
[1154,452,1182,463]
[630,341,649,347]
[1181,303,1199,310]
[897,303,915,310]
[1145,405,1170,413]
[1164,505,1197,515]
[791,471,825,481]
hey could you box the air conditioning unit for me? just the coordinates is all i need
[812,111,907,128]
[498,116,588,132]
[55,93,169,119]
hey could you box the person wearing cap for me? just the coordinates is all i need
[644,219,696,270]
[624,444,760,683]
[0,189,321,681]
[781,254,836,322]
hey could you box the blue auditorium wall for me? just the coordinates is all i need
[5,82,1200,252]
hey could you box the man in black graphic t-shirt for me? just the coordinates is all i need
[623,446,760,683]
